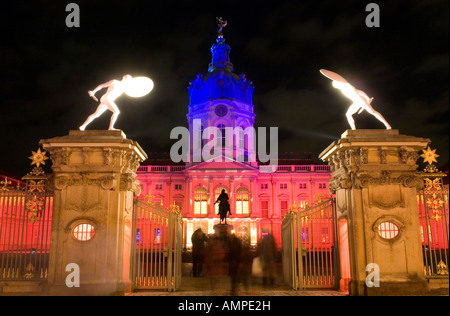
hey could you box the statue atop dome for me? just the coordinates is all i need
[217,17,227,38]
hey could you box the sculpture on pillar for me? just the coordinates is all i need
[320,69,391,130]
[215,189,231,224]
[80,74,153,131]
[216,17,227,38]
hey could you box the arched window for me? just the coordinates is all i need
[200,124,207,148]
[235,187,249,215]
[194,187,208,215]
[215,186,228,214]
[297,194,309,209]
[217,124,226,147]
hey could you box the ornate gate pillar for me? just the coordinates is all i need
[319,129,429,295]
[40,130,147,295]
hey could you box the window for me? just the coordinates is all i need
[260,183,268,190]
[194,187,208,215]
[377,222,400,239]
[154,228,161,244]
[217,124,226,147]
[175,184,182,190]
[174,200,183,213]
[299,183,307,189]
[280,200,288,217]
[261,200,269,218]
[136,228,141,243]
[319,183,327,189]
[201,124,207,147]
[155,184,163,190]
[298,199,308,209]
[73,223,95,241]
[321,227,329,243]
[215,186,228,214]
[280,183,287,190]
[235,187,249,215]
[239,126,245,149]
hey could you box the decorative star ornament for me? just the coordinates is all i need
[420,146,439,165]
[29,148,49,168]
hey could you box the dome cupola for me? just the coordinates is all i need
[187,18,254,105]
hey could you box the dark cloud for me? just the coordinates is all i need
[0,0,448,176]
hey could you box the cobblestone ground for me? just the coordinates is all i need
[126,263,348,296]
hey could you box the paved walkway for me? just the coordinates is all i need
[126,263,348,296]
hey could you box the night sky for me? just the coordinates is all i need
[1,0,448,177]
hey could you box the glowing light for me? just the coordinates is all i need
[186,222,193,247]
[250,227,257,245]
[125,76,154,98]
[421,146,439,165]
[320,69,391,130]
[73,223,95,241]
[377,222,399,239]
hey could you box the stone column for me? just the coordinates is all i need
[41,130,147,295]
[319,129,429,295]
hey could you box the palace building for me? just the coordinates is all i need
[136,29,332,248]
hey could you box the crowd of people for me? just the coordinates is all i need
[190,228,278,295]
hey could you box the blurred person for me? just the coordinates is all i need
[228,234,242,295]
[239,239,254,292]
[257,233,277,286]
[191,228,207,277]
[205,234,227,291]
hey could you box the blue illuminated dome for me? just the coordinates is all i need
[188,36,254,105]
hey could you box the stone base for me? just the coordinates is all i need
[46,281,130,296]
[0,281,43,294]
[349,279,429,296]
[213,224,234,237]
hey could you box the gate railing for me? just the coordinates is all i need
[417,168,449,278]
[1,170,52,281]
[282,198,339,290]
[131,198,182,291]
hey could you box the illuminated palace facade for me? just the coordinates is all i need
[136,32,332,248]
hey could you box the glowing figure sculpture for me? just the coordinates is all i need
[320,69,391,130]
[80,75,153,131]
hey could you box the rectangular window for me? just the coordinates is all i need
[174,200,183,213]
[261,201,269,218]
[280,200,288,217]
[175,184,182,190]
[319,183,327,189]
[155,184,163,190]
[299,183,307,189]
[239,128,245,148]
[194,201,207,215]
[280,183,287,189]
[235,200,249,215]
[260,183,268,190]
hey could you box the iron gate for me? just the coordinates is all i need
[417,170,449,278]
[131,198,182,291]
[282,198,340,290]
[0,173,52,281]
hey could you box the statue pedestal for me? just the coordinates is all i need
[40,130,147,295]
[213,224,234,237]
[320,129,430,296]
